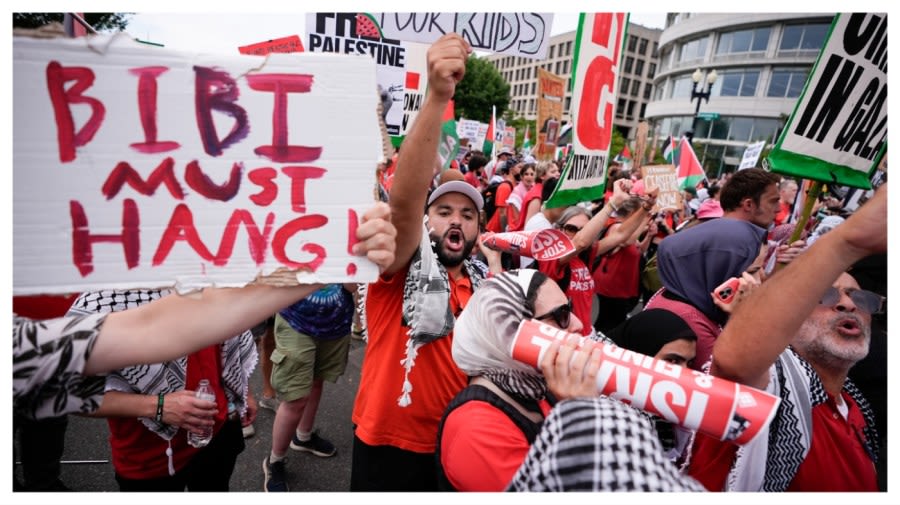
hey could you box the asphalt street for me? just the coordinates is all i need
[14,339,368,493]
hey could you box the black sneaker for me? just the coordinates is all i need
[263,456,288,492]
[290,431,337,457]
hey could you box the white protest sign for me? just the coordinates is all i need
[398,40,429,136]
[306,12,411,137]
[767,13,886,189]
[738,140,766,170]
[371,12,554,59]
[13,34,381,295]
[457,118,482,143]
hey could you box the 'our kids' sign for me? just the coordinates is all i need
[13,34,382,295]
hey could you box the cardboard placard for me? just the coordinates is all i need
[13,34,382,295]
[371,12,554,59]
[641,164,681,213]
[511,320,781,445]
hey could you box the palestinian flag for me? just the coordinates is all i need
[523,124,532,154]
[483,105,496,159]
[438,100,459,170]
[663,136,679,165]
[621,144,632,160]
[677,137,707,190]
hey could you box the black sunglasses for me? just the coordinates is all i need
[535,298,573,328]
[819,286,885,314]
[561,224,582,234]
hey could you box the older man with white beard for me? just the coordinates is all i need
[686,183,886,492]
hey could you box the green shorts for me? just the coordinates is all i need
[270,314,350,402]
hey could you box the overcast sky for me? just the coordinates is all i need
[123,12,668,55]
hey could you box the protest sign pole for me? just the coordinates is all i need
[775,180,822,272]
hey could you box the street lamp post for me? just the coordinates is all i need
[686,68,717,148]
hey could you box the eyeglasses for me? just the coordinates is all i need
[819,286,885,314]
[535,298,573,328]
[561,224,582,234]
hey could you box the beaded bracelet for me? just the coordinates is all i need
[155,393,165,424]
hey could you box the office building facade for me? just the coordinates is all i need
[645,13,835,175]
[485,19,662,143]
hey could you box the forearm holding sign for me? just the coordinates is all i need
[86,202,397,375]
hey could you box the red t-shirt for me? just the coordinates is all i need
[353,265,473,453]
[464,171,482,191]
[538,251,596,336]
[486,181,513,233]
[689,392,878,491]
[774,201,792,226]
[109,345,227,479]
[510,183,543,232]
[440,399,552,491]
[593,223,641,299]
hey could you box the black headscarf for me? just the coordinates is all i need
[605,309,697,358]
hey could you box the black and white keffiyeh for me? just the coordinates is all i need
[689,347,879,492]
[397,219,486,407]
[508,397,706,492]
[67,289,258,440]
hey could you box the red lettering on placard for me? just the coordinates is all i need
[129,66,180,154]
[245,73,322,162]
[271,215,328,270]
[153,204,217,265]
[213,209,275,265]
[152,205,276,267]
[247,167,278,206]
[70,199,140,276]
[46,61,106,163]
[102,157,184,200]
[576,13,625,150]
[281,166,326,213]
[184,160,242,201]
[194,66,250,156]
[346,208,359,276]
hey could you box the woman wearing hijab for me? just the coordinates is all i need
[538,180,654,335]
[644,217,767,371]
[436,269,601,491]
[606,309,697,461]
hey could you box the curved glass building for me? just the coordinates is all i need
[645,13,835,177]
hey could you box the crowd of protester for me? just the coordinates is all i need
[14,32,887,493]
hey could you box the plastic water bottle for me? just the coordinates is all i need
[187,379,216,448]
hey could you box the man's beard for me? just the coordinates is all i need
[793,313,871,370]
[430,228,476,267]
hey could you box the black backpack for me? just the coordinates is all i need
[481,180,513,223]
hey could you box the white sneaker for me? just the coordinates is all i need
[242,423,255,438]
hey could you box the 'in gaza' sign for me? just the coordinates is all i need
[767,13,886,189]
[13,34,382,295]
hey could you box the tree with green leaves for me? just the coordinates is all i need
[453,54,509,124]
[13,13,131,32]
